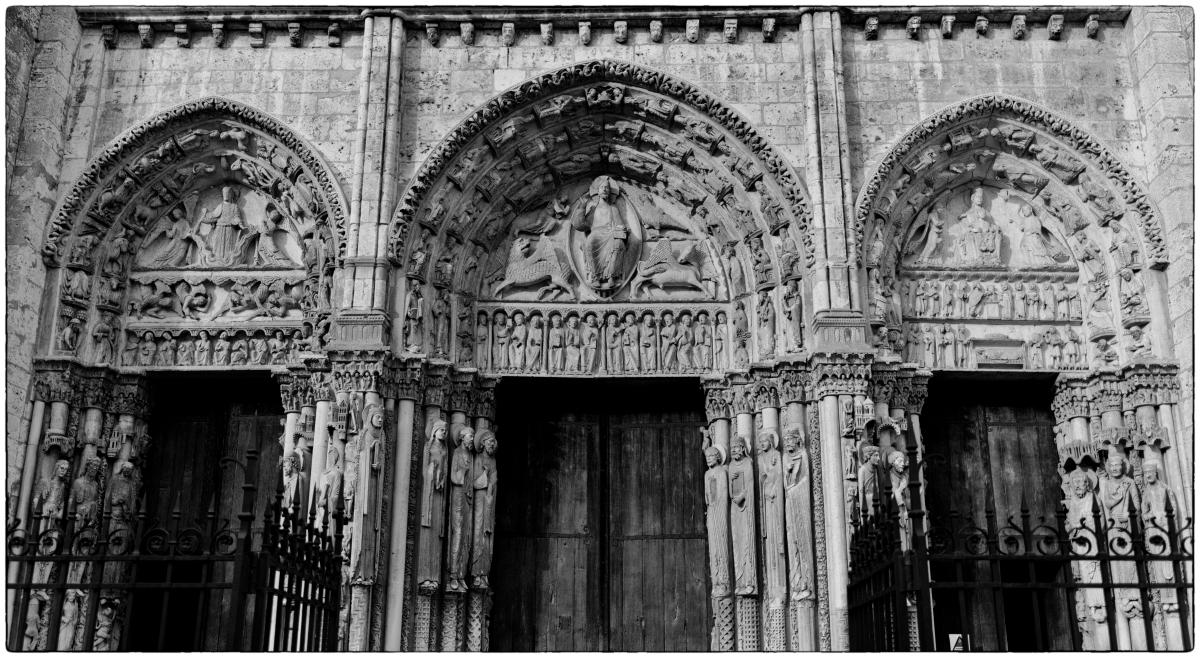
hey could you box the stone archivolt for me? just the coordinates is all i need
[858,95,1164,373]
[43,97,348,371]
[387,60,815,377]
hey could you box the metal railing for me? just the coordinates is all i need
[7,449,343,652]
[848,439,1193,652]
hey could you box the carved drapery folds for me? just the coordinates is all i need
[699,369,824,651]
[44,97,347,373]
[20,363,153,651]
[857,95,1171,373]
[408,369,498,652]
[1051,364,1189,650]
[387,60,813,379]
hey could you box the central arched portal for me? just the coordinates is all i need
[393,60,823,653]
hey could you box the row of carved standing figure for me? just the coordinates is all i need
[120,327,304,367]
[416,419,499,594]
[902,277,1082,321]
[1064,453,1186,650]
[704,425,816,650]
[26,456,143,651]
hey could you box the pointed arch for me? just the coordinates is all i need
[854,94,1168,371]
[383,60,816,374]
[43,97,349,368]
[44,96,350,266]
[854,93,1168,271]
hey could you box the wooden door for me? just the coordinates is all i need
[490,380,710,652]
[607,411,709,652]
[921,378,1072,651]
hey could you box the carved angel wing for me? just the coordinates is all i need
[645,238,675,267]
[902,218,929,256]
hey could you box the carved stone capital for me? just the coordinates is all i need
[1052,372,1092,423]
[704,383,733,422]
[423,363,450,408]
[472,378,498,419]
[779,367,810,404]
[730,384,755,416]
[448,373,476,414]
[810,352,873,399]
[906,370,931,415]
[384,357,424,402]
[309,370,335,402]
[752,380,779,411]
[110,373,151,418]
[330,356,386,394]
[1090,372,1124,415]
[1122,361,1180,409]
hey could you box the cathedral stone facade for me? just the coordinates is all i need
[5,6,1193,652]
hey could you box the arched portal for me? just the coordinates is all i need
[43,97,349,370]
[851,95,1189,653]
[855,94,1172,372]
[386,59,815,377]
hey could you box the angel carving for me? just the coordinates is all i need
[904,204,945,264]
[631,238,710,298]
[491,236,576,300]
[1013,204,1069,269]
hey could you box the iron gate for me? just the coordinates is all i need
[848,441,1193,651]
[7,449,343,651]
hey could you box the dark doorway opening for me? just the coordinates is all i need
[920,374,1073,651]
[490,378,711,651]
[127,373,284,651]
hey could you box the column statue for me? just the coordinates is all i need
[446,426,476,593]
[416,419,448,589]
[469,430,498,589]
[757,429,788,609]
[727,435,758,596]
[782,427,813,602]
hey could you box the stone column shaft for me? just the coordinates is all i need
[819,394,849,651]
[383,397,416,650]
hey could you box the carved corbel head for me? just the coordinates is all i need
[138,24,153,48]
[1086,14,1100,39]
[940,15,955,38]
[426,22,440,46]
[579,21,591,45]
[101,24,117,49]
[212,22,226,47]
[723,19,738,43]
[501,22,516,47]
[686,19,700,43]
[1011,15,1027,40]
[975,16,989,36]
[288,22,302,47]
[1048,14,1064,40]
[864,16,879,40]
[459,22,474,46]
[174,23,190,48]
[328,22,342,47]
[649,20,663,43]
[762,18,776,42]
[906,16,921,39]
[538,22,554,45]
[613,20,628,44]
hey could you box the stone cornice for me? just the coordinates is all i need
[840,7,1129,24]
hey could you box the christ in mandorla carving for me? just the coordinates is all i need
[573,176,629,290]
